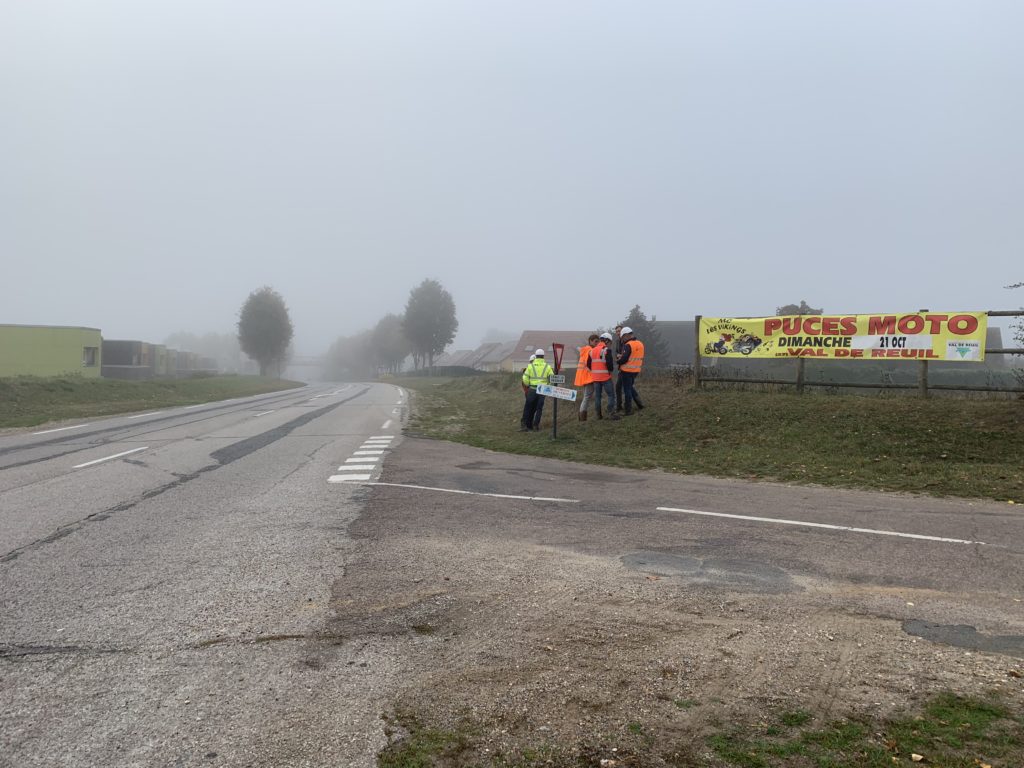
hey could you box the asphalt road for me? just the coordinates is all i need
[1,382,410,768]
[2,385,1022,767]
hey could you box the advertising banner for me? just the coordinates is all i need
[699,312,987,362]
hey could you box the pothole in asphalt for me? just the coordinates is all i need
[621,551,795,593]
[902,620,1024,658]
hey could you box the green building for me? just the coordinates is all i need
[0,324,103,378]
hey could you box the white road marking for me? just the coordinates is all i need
[73,446,149,469]
[392,408,400,415]
[183,404,205,409]
[253,410,276,417]
[349,481,579,503]
[328,474,372,482]
[354,450,385,456]
[370,434,394,440]
[126,411,161,419]
[33,423,92,435]
[655,507,986,546]
[346,456,379,463]
[380,421,393,429]
[335,464,377,471]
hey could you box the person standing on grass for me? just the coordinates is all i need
[575,334,599,421]
[587,333,619,420]
[616,326,646,416]
[613,324,625,413]
[521,348,553,432]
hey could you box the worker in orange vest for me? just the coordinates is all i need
[617,326,646,416]
[587,332,620,420]
[574,334,599,421]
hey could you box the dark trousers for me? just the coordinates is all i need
[533,393,545,428]
[620,372,643,414]
[521,388,543,429]
[614,374,624,411]
[594,378,616,414]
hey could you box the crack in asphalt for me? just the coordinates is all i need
[0,388,370,564]
[0,632,351,661]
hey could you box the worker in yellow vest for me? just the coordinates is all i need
[617,326,646,416]
[574,333,599,421]
[521,348,554,432]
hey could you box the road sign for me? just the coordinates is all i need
[549,374,566,385]
[552,343,565,373]
[536,383,577,402]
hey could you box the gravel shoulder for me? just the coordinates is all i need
[334,437,1024,766]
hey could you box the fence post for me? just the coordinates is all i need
[693,314,703,390]
[796,357,806,394]
[918,308,930,398]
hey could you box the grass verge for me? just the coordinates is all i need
[377,693,1023,767]
[397,373,1024,502]
[0,374,304,428]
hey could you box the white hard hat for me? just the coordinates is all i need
[620,326,633,337]
[599,332,613,341]
[529,354,536,360]
[534,348,545,356]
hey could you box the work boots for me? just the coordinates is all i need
[579,411,588,422]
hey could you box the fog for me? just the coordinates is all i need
[3,1,1022,355]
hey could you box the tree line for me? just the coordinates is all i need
[232,279,459,380]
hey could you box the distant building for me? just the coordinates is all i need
[508,331,594,372]
[0,324,102,378]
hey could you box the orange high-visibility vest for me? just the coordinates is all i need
[574,345,593,386]
[589,342,611,382]
[620,339,645,373]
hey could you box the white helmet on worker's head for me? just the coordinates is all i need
[534,348,546,356]
[599,332,613,341]
[620,326,633,337]
[529,354,536,361]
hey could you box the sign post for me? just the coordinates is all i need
[551,343,565,439]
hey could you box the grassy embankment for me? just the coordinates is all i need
[398,373,1024,503]
[0,375,304,429]
[380,692,1024,767]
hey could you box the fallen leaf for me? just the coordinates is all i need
[911,755,924,763]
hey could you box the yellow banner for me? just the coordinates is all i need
[700,312,987,362]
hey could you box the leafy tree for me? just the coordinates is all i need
[402,279,458,369]
[618,305,670,368]
[776,300,823,316]
[371,313,410,374]
[236,286,294,377]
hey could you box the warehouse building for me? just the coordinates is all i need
[0,324,103,378]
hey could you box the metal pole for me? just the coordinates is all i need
[693,314,703,390]
[919,308,930,398]
[552,342,559,440]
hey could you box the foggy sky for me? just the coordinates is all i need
[3,1,1022,354]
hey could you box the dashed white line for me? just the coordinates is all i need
[346,456,380,463]
[354,450,385,456]
[73,446,149,469]
[380,421,393,430]
[370,435,394,440]
[183,404,205,409]
[335,464,377,471]
[33,423,93,435]
[347,481,579,503]
[655,507,986,546]
[126,412,161,419]
[253,410,276,417]
[328,474,372,483]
